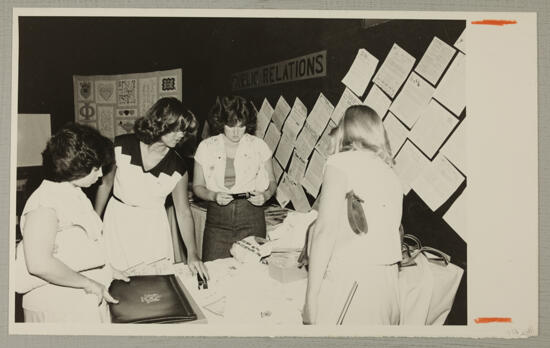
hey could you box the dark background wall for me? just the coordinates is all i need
[17,17,466,324]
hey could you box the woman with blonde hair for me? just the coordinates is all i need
[303,105,403,325]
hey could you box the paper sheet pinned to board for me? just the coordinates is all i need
[271,96,292,131]
[411,154,465,211]
[282,98,307,141]
[408,99,459,159]
[433,52,466,116]
[373,43,416,98]
[415,36,456,85]
[341,48,379,97]
[363,84,392,120]
[264,123,282,153]
[256,98,274,138]
[272,158,284,183]
[275,134,295,168]
[306,93,334,136]
[330,87,363,124]
[295,122,319,160]
[389,72,435,129]
[383,112,409,156]
[393,140,431,195]
[301,149,327,198]
[440,118,467,174]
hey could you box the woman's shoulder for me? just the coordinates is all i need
[198,134,223,148]
[114,133,137,148]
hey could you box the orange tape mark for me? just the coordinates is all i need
[471,20,517,26]
[475,317,512,323]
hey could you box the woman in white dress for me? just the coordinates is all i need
[303,105,403,325]
[95,97,208,279]
[18,123,129,323]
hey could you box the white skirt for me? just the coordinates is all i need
[316,264,400,325]
[102,198,174,271]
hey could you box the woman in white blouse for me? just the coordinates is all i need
[18,124,128,323]
[303,105,403,325]
[193,96,277,261]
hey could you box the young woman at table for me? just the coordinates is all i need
[303,105,403,325]
[19,123,129,323]
[95,97,208,280]
[193,96,277,262]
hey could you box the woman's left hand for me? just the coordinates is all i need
[110,265,130,282]
[247,190,267,206]
[187,252,210,281]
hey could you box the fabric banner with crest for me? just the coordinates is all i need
[73,68,182,139]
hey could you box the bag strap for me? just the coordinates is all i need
[420,246,451,265]
[402,233,422,250]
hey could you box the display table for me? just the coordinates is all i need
[173,257,307,325]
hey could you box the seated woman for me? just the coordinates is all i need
[303,105,403,325]
[193,96,277,262]
[95,97,208,279]
[18,123,128,323]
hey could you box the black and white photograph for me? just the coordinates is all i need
[7,8,537,338]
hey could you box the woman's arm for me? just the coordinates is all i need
[94,163,116,216]
[248,159,277,206]
[23,207,118,304]
[192,160,233,206]
[303,165,347,324]
[172,173,210,280]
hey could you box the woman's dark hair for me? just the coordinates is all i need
[134,97,198,145]
[208,96,257,135]
[42,123,113,182]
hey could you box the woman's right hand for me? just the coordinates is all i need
[215,192,234,206]
[83,278,119,305]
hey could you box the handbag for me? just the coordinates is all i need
[108,274,197,324]
[14,225,106,294]
[398,234,464,325]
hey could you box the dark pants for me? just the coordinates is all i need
[202,199,266,262]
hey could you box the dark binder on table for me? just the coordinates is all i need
[109,274,197,324]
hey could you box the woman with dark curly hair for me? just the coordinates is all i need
[17,123,129,323]
[193,96,277,261]
[95,97,208,279]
